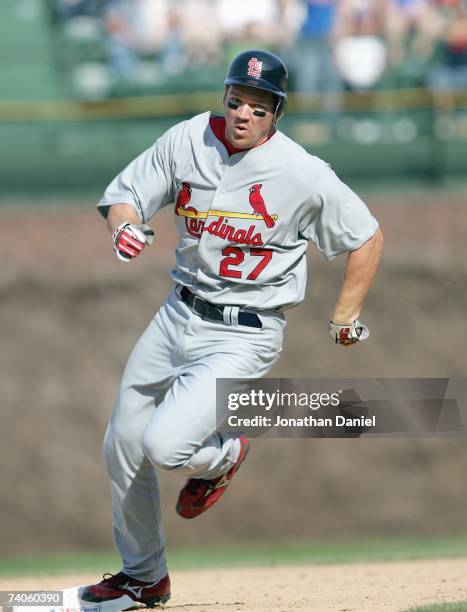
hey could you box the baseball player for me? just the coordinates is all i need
[81,49,383,608]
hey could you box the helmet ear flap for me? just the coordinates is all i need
[274,97,287,123]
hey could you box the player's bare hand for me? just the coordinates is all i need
[112,222,155,262]
[329,319,369,346]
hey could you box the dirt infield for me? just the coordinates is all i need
[2,560,467,611]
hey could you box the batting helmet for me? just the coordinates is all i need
[224,49,288,119]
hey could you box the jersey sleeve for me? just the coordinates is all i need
[97,128,175,222]
[299,162,379,260]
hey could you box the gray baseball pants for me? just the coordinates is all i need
[103,288,285,582]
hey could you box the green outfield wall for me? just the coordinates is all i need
[1,92,466,194]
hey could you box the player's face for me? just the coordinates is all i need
[223,86,276,149]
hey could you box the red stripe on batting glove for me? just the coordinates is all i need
[119,244,140,257]
[122,233,145,250]
[119,237,144,251]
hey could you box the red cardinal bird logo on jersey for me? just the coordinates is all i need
[249,184,275,228]
[175,181,205,238]
[175,181,192,215]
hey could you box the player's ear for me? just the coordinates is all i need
[223,86,230,106]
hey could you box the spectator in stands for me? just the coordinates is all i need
[281,0,342,97]
[157,5,190,76]
[102,0,174,80]
[102,0,138,78]
[333,0,388,91]
[215,0,286,48]
[384,0,443,75]
[428,0,467,90]
[177,0,223,67]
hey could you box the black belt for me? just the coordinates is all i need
[180,286,262,329]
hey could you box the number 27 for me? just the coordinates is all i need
[219,247,272,280]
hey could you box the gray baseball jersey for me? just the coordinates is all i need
[98,111,378,310]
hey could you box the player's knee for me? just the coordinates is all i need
[141,429,193,471]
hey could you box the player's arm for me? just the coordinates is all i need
[107,203,155,263]
[330,228,383,344]
[98,128,176,261]
[107,203,141,233]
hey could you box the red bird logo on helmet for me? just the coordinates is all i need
[175,181,192,215]
[249,184,275,228]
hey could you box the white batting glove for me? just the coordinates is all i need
[112,222,155,262]
[329,319,370,345]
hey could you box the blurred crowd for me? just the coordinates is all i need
[52,0,467,93]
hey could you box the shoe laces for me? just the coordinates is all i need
[185,478,209,494]
[101,572,126,586]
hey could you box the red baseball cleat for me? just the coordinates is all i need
[176,435,250,519]
[81,571,170,608]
